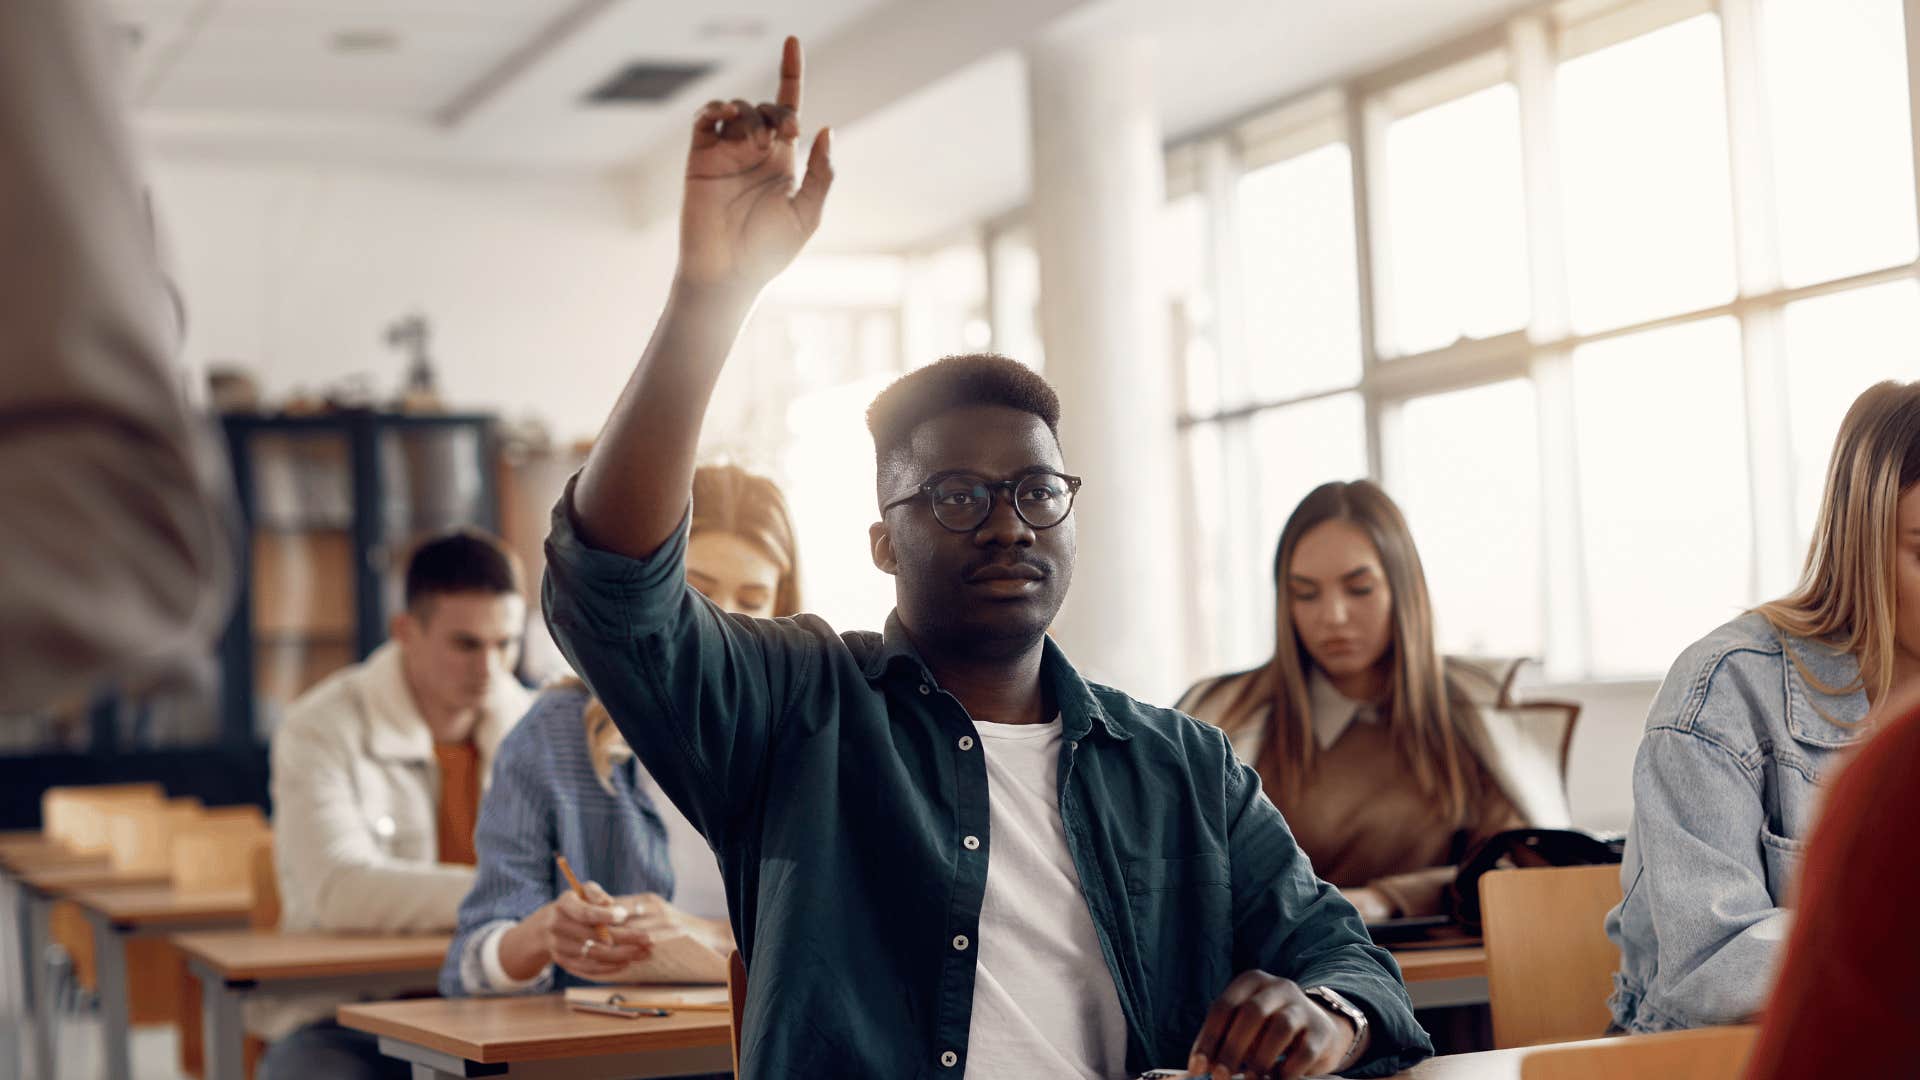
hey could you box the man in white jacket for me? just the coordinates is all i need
[260,529,532,1079]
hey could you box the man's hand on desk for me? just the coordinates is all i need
[1185,971,1364,1080]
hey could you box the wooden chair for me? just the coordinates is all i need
[1521,1024,1758,1080]
[43,784,163,853]
[106,797,203,875]
[1480,864,1624,1048]
[728,949,748,1075]
[172,818,269,895]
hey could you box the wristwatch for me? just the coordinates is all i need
[1303,986,1369,1074]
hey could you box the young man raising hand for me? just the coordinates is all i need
[546,37,1431,1080]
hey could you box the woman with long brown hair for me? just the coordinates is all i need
[440,463,801,996]
[1606,380,1920,1034]
[1178,480,1549,922]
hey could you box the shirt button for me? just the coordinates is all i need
[957,736,974,751]
[919,684,931,695]
[1069,740,1079,751]
[963,835,980,851]
[952,934,970,951]
[940,1051,958,1068]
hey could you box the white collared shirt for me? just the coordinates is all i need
[1308,669,1379,751]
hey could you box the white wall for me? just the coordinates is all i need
[146,153,680,445]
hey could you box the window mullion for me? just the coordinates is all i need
[1511,13,1588,678]
[1347,87,1388,481]
[1719,0,1799,602]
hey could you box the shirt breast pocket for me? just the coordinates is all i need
[1125,853,1232,1041]
[1759,827,1804,903]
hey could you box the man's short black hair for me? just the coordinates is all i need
[403,528,523,611]
[866,354,1062,488]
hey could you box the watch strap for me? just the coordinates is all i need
[1303,985,1368,1073]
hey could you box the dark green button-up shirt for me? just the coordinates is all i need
[544,490,1432,1078]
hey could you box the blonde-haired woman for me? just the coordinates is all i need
[440,464,800,995]
[1178,480,1551,922]
[1606,380,1920,1034]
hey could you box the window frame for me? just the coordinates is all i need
[1160,0,1920,681]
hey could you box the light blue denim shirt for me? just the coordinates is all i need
[1604,612,1870,1033]
[439,685,678,997]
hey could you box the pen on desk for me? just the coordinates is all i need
[555,853,615,944]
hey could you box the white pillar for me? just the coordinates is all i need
[1024,26,1183,704]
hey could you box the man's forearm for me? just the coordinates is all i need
[574,278,758,559]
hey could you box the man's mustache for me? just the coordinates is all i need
[961,554,1052,581]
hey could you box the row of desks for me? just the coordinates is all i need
[3,828,1493,1080]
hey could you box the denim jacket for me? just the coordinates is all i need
[1605,612,1870,1033]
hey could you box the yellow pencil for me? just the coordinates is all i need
[555,853,615,944]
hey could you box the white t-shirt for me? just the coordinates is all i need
[965,718,1131,1079]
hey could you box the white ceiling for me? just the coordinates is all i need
[113,0,898,170]
[116,0,1543,243]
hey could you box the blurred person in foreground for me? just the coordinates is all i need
[1743,679,1920,1079]
[544,35,1431,1080]
[0,1,234,712]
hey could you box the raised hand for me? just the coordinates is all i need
[678,35,834,292]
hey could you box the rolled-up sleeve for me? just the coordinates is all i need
[1225,753,1433,1077]
[541,477,817,851]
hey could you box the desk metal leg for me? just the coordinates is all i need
[85,914,131,1080]
[23,892,54,1080]
[2,878,27,1080]
[195,964,246,1080]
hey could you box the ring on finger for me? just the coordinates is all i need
[582,938,596,957]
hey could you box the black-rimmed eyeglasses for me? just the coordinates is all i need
[881,469,1083,533]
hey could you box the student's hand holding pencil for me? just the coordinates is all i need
[494,864,656,983]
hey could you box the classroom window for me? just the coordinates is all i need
[1573,318,1753,678]
[1379,79,1530,355]
[1388,379,1543,659]
[1557,13,1738,333]
[1781,280,1920,554]
[1761,0,1918,287]
[1247,393,1369,575]
[1236,144,1363,402]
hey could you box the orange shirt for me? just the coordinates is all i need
[432,740,481,866]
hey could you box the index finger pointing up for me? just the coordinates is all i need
[777,36,802,112]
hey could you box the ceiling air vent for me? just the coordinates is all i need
[586,62,713,105]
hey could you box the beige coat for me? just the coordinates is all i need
[0,1,235,713]
[257,641,529,1037]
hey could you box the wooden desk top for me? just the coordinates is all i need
[0,842,106,875]
[173,930,452,983]
[17,862,168,895]
[337,994,731,1064]
[66,884,252,928]
[1392,945,1488,983]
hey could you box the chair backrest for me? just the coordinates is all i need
[106,798,202,875]
[1521,1024,1758,1080]
[44,784,163,852]
[248,838,281,930]
[728,949,748,1075]
[1481,864,1624,1048]
[171,818,270,895]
